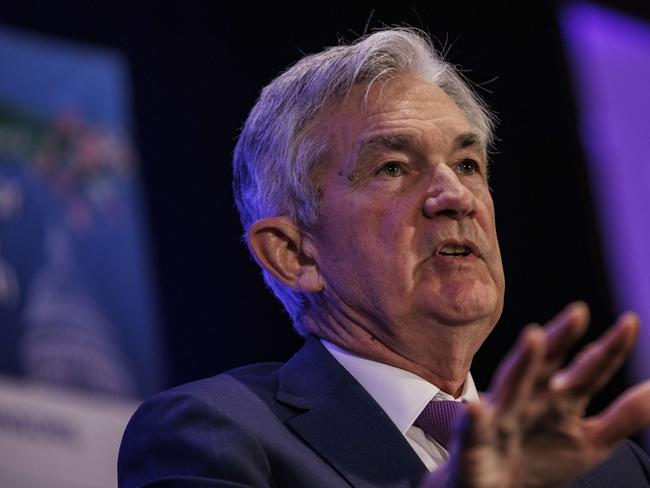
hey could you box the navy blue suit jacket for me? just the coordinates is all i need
[118,336,650,487]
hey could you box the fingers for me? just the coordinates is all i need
[551,312,640,398]
[585,380,650,448]
[543,301,590,366]
[489,325,546,413]
[489,302,591,412]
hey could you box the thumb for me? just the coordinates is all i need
[420,403,497,488]
[445,402,499,487]
[452,401,494,453]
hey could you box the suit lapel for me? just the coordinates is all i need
[277,336,427,488]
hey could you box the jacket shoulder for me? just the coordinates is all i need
[166,361,284,405]
[117,362,286,488]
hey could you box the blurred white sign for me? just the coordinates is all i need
[0,375,137,488]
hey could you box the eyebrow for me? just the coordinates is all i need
[356,134,416,163]
[357,131,483,161]
[349,130,487,184]
[346,134,416,183]
[454,131,483,151]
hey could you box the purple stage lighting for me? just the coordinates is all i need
[560,3,650,448]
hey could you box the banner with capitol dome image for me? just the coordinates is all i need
[0,25,163,487]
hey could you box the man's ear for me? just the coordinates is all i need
[247,216,323,293]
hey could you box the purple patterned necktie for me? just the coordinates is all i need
[413,400,466,450]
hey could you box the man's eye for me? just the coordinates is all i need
[377,162,404,177]
[456,159,479,176]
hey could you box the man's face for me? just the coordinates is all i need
[307,75,505,356]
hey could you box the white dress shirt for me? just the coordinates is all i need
[321,339,479,471]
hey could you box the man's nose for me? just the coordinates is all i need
[422,165,475,220]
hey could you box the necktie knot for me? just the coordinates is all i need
[413,399,466,450]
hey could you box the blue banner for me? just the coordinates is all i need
[0,25,162,398]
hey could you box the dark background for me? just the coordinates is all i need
[2,1,648,417]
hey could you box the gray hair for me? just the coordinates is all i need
[232,28,495,335]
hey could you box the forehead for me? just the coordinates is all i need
[312,75,477,162]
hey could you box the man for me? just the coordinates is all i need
[118,28,650,487]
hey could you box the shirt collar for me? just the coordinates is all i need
[321,339,479,435]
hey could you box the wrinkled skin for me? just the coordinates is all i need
[248,75,650,488]
[304,76,504,396]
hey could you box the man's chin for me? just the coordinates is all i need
[428,310,495,328]
[417,290,502,327]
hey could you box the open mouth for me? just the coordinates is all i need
[437,243,472,257]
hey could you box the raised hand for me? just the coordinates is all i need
[424,302,650,488]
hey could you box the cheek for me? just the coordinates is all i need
[315,201,372,271]
[318,200,416,283]
[476,196,500,249]
[479,201,505,294]
[493,243,505,295]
